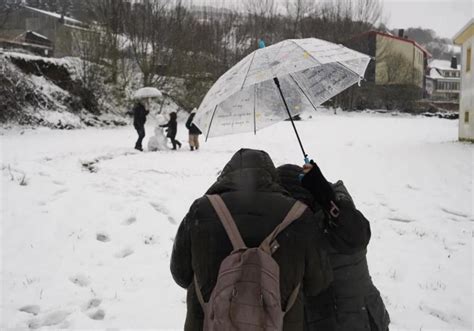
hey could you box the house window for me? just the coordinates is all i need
[465,112,469,123]
[467,47,472,72]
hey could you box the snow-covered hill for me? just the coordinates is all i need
[1,110,472,330]
[0,51,129,129]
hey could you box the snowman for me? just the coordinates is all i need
[147,114,169,151]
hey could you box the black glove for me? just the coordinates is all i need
[301,160,340,218]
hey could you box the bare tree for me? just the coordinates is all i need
[0,0,21,30]
[285,0,315,38]
[82,0,129,84]
[383,52,416,85]
[124,0,169,87]
[71,26,105,91]
[243,0,279,47]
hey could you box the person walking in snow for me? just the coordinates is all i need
[276,162,390,331]
[160,112,181,150]
[132,101,149,151]
[170,149,333,331]
[185,109,202,151]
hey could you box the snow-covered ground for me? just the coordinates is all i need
[1,110,472,330]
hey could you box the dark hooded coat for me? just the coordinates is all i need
[276,164,390,331]
[170,149,333,331]
[132,102,148,127]
[160,112,178,138]
[186,112,202,135]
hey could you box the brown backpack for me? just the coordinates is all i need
[194,194,308,331]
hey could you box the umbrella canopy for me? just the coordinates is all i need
[133,87,163,99]
[193,38,371,139]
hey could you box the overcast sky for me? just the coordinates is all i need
[382,0,473,39]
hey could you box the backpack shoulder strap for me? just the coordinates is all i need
[260,201,307,254]
[206,194,247,251]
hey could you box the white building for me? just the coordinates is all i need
[453,19,473,142]
[425,58,461,101]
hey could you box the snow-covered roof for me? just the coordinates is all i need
[24,6,84,26]
[428,68,444,79]
[446,44,462,54]
[27,30,49,41]
[428,59,460,71]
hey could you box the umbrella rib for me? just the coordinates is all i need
[205,105,219,142]
[240,51,257,91]
[288,73,319,112]
[253,84,257,135]
[271,41,288,77]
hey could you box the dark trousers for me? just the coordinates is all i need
[135,125,145,150]
[169,136,181,150]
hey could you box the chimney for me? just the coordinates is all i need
[398,29,404,38]
[451,56,458,69]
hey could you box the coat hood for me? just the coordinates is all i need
[276,164,317,211]
[206,149,285,194]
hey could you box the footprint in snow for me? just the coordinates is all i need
[96,233,110,242]
[53,188,69,196]
[150,202,177,224]
[122,216,137,226]
[19,305,40,315]
[89,309,106,320]
[144,235,158,245]
[406,184,420,190]
[440,207,469,219]
[69,274,91,287]
[115,248,134,258]
[83,298,102,311]
[388,217,415,223]
[28,310,70,329]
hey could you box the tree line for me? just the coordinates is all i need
[1,0,384,110]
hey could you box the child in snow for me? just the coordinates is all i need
[185,109,202,151]
[160,112,182,150]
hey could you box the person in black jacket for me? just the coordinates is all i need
[132,101,149,151]
[160,112,181,150]
[185,110,202,151]
[170,149,333,331]
[276,163,390,331]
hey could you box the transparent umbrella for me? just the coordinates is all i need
[132,87,163,99]
[193,38,371,158]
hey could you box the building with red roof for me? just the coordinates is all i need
[347,30,432,93]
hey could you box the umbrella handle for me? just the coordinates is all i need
[273,77,308,160]
[298,157,311,181]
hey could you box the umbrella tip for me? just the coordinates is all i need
[258,39,266,49]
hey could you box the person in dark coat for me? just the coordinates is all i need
[276,164,390,331]
[185,110,202,151]
[170,149,333,331]
[160,112,182,150]
[132,101,149,151]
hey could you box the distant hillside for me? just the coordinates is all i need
[390,27,461,60]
